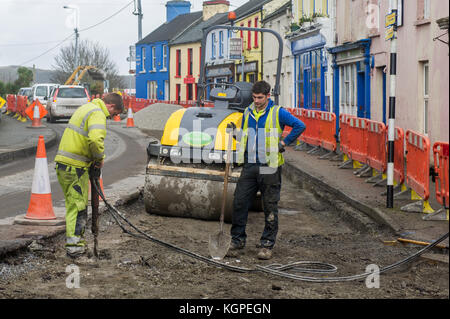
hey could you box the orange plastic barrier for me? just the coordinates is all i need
[405,130,430,200]
[282,108,295,138]
[319,112,337,152]
[300,109,320,146]
[433,142,449,208]
[6,94,17,113]
[346,117,368,163]
[338,114,356,156]
[393,127,405,184]
[16,95,28,117]
[366,120,387,172]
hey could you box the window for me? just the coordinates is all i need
[254,17,259,48]
[57,87,87,98]
[188,48,193,76]
[162,45,168,70]
[423,62,429,134]
[247,20,251,50]
[176,49,181,77]
[417,0,431,20]
[186,83,193,101]
[339,63,357,115]
[141,47,146,72]
[176,84,181,102]
[152,46,156,71]
[211,33,216,59]
[219,31,224,57]
[147,81,157,100]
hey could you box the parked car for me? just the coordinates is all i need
[46,85,90,123]
[17,87,32,97]
[29,83,58,106]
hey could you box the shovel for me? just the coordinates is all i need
[208,126,233,260]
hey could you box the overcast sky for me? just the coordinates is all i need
[0,0,248,75]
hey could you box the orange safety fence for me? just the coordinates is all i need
[299,109,320,146]
[393,127,405,184]
[433,142,449,208]
[319,112,337,152]
[16,95,28,118]
[405,130,430,200]
[366,120,387,173]
[339,114,356,156]
[6,94,17,113]
[346,117,368,164]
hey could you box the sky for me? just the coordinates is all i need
[0,0,249,75]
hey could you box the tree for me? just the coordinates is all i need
[0,67,33,98]
[51,39,124,95]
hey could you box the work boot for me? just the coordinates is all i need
[257,247,273,260]
[227,241,245,257]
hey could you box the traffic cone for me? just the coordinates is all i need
[113,114,121,123]
[31,103,43,127]
[125,107,135,128]
[14,136,64,226]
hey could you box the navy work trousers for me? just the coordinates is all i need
[230,163,282,249]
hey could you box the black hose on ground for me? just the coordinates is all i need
[92,178,449,283]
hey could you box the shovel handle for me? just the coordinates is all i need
[220,130,233,230]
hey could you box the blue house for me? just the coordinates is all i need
[135,1,201,100]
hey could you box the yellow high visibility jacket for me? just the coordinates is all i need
[54,99,110,168]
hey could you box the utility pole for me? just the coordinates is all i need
[386,0,398,208]
[133,0,143,41]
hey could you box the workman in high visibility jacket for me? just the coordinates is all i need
[55,93,124,258]
[229,81,306,260]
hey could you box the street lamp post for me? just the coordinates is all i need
[64,5,80,70]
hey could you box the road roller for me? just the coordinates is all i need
[143,24,284,221]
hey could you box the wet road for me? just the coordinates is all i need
[0,120,149,219]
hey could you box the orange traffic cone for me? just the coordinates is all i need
[25,135,55,219]
[14,136,64,226]
[31,103,43,127]
[113,114,121,123]
[125,107,135,128]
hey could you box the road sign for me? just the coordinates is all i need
[229,38,242,60]
[0,96,5,109]
[385,26,394,41]
[25,99,47,120]
[385,12,397,27]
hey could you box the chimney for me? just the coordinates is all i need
[202,0,230,21]
[166,0,191,22]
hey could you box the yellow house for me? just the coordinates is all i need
[234,9,264,83]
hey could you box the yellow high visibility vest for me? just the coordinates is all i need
[54,99,110,168]
[237,103,284,168]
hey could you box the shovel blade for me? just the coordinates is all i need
[208,232,231,260]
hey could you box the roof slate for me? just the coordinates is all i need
[136,11,202,45]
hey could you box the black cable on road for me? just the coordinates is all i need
[92,178,449,283]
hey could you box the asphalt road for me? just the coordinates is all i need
[0,120,149,219]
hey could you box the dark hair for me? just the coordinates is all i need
[103,93,124,113]
[252,81,271,95]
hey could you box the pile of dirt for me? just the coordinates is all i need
[134,103,183,140]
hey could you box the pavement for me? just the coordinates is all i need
[0,112,448,259]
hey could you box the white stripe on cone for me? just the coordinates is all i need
[31,157,51,194]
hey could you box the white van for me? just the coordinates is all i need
[29,83,58,105]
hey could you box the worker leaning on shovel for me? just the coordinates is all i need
[54,93,124,259]
[229,81,306,260]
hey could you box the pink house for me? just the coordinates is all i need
[334,0,449,159]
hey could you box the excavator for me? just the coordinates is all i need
[65,65,106,93]
[143,24,283,222]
